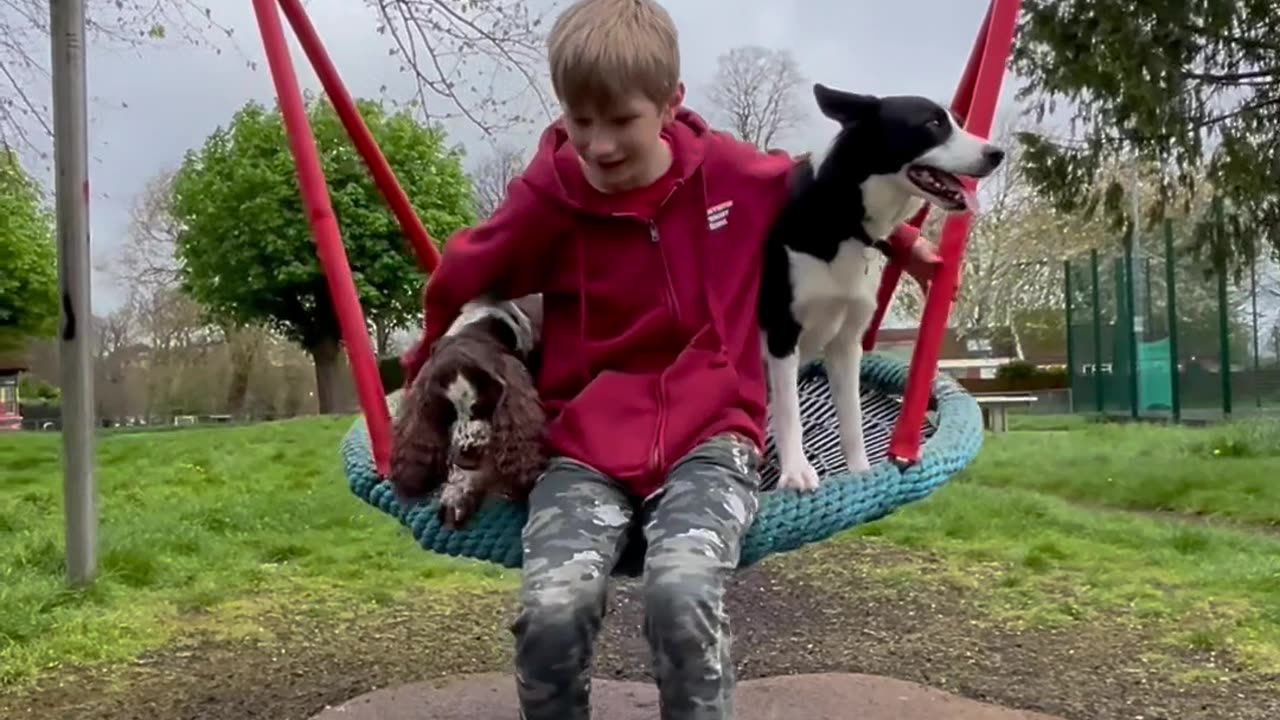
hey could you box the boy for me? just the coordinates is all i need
[399,1,938,717]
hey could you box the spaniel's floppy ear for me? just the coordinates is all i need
[489,355,546,499]
[389,371,450,503]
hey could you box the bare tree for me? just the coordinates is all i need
[3,1,557,155]
[102,168,272,417]
[892,112,1115,358]
[1,1,235,153]
[469,143,526,217]
[705,45,807,150]
[117,170,184,291]
[371,0,560,134]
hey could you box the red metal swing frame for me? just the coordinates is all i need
[250,0,1023,479]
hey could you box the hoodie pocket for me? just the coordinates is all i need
[545,368,661,482]
[545,324,740,488]
[654,326,740,471]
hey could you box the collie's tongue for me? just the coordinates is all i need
[935,169,979,212]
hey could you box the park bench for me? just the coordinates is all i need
[973,393,1037,433]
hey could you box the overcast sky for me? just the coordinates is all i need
[12,0,1016,315]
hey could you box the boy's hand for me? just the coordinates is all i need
[890,225,941,295]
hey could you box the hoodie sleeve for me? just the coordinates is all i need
[703,130,802,224]
[400,175,557,385]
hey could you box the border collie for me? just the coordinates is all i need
[759,83,1005,491]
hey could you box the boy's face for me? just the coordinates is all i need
[563,83,684,193]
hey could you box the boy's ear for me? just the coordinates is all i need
[663,82,686,122]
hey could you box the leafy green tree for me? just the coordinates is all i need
[169,95,476,413]
[0,151,58,351]
[1010,0,1278,268]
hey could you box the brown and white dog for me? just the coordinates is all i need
[390,294,546,529]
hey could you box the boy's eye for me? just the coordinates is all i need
[610,115,638,127]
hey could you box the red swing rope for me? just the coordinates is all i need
[250,0,1021,478]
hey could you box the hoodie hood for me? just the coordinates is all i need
[520,107,712,216]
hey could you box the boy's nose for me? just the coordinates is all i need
[587,137,617,159]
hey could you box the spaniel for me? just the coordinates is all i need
[390,294,546,529]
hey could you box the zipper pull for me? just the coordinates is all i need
[649,222,659,243]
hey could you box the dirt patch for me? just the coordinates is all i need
[3,542,1276,720]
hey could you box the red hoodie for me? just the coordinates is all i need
[401,108,923,499]
[401,108,796,499]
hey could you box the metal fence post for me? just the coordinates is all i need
[1163,219,1181,422]
[1251,251,1261,408]
[1123,233,1140,419]
[1090,248,1104,414]
[1214,196,1232,417]
[1064,259,1076,413]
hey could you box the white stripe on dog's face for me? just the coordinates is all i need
[913,111,993,177]
[445,375,491,450]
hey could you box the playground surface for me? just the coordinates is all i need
[3,542,1278,720]
[310,671,1064,720]
[2,417,1279,719]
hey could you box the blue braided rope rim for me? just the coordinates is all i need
[340,352,983,576]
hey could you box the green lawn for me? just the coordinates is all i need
[973,417,1280,527]
[833,416,1280,674]
[2,412,1279,690]
[0,418,515,687]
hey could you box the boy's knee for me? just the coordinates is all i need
[643,555,726,637]
[514,576,608,642]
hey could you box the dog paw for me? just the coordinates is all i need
[844,451,872,474]
[777,458,821,492]
[437,492,479,530]
[438,478,476,530]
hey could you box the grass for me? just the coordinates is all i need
[846,482,1280,673]
[968,416,1280,528]
[2,411,1279,691]
[0,418,516,688]
[811,415,1280,674]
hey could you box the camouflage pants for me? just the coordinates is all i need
[510,433,762,720]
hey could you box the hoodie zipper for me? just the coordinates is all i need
[649,221,681,323]
[648,220,669,480]
[638,182,683,482]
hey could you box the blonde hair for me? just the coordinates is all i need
[547,0,680,111]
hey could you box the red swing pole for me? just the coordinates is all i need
[251,0,394,476]
[862,0,996,353]
[275,0,441,274]
[886,0,1023,465]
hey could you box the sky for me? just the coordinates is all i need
[11,0,1015,316]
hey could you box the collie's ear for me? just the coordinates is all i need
[813,83,878,126]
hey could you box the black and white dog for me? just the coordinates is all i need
[759,83,1005,492]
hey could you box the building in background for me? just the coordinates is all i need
[872,326,1066,380]
[0,350,26,431]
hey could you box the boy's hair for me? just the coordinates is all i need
[547,0,680,111]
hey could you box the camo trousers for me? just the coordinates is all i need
[510,433,762,720]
